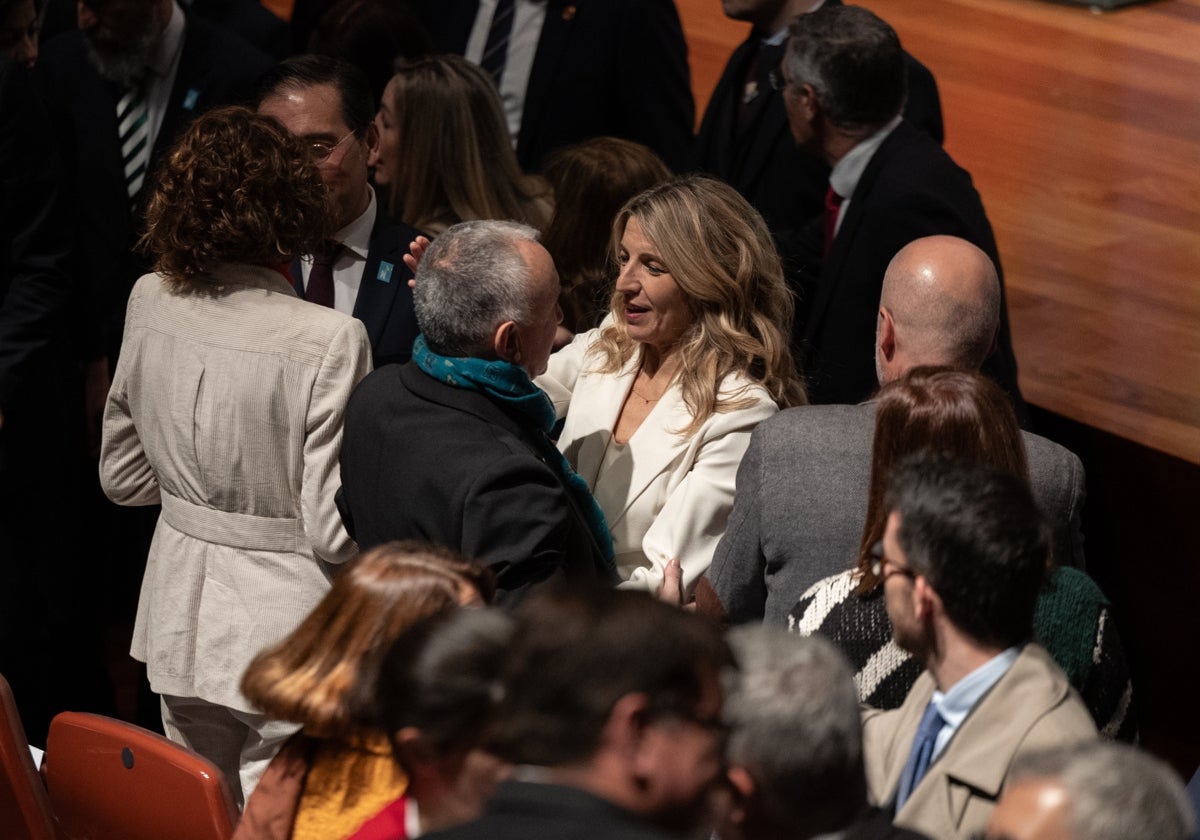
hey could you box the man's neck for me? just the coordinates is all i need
[759,0,824,38]
[923,623,1006,693]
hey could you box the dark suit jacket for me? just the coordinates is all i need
[424,781,674,840]
[290,201,422,368]
[800,120,1023,410]
[411,0,694,172]
[695,23,943,257]
[38,14,272,360]
[338,363,615,600]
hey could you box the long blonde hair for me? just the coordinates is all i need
[591,176,806,434]
[380,54,550,233]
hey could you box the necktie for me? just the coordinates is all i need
[117,80,150,204]
[306,241,340,308]
[895,701,945,811]
[823,186,844,257]
[480,0,516,86]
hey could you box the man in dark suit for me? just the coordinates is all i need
[696,0,942,282]
[38,0,272,371]
[778,4,1021,409]
[338,220,615,599]
[257,55,421,368]
[435,586,733,840]
[704,236,1083,625]
[409,0,694,172]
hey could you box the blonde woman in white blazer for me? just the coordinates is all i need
[539,177,806,597]
[99,108,372,806]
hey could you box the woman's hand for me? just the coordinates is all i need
[657,558,694,610]
[403,235,432,284]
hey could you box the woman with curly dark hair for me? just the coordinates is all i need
[99,105,372,807]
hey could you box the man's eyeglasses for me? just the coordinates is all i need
[869,540,918,582]
[307,129,356,162]
[767,68,789,92]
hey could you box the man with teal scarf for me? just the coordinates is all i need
[337,220,617,600]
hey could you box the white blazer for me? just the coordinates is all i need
[100,267,372,712]
[539,328,778,595]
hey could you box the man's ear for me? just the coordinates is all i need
[913,575,941,622]
[725,766,756,826]
[493,320,522,366]
[392,726,432,768]
[877,306,897,363]
[799,82,820,121]
[364,119,381,160]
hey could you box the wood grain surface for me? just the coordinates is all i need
[678,0,1200,463]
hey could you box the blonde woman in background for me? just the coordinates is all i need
[369,54,551,235]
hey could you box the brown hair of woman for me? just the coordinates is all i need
[855,366,1029,592]
[540,137,672,332]
[140,105,331,289]
[241,541,493,740]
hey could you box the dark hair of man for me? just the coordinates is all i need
[255,53,375,134]
[784,4,907,133]
[885,455,1049,649]
[372,607,513,763]
[485,585,734,766]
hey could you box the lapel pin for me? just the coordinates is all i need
[182,88,200,110]
[377,261,394,283]
[562,5,576,21]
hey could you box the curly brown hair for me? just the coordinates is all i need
[139,105,331,288]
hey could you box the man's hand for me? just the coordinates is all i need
[403,235,432,281]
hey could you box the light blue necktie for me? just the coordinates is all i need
[895,701,945,811]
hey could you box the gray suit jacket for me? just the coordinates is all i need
[862,644,1097,840]
[705,402,1086,624]
[100,267,371,711]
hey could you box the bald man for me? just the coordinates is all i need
[702,235,1086,624]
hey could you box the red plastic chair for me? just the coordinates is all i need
[45,712,238,840]
[0,673,57,840]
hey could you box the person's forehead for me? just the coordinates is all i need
[260,82,349,136]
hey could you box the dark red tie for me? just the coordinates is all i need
[824,186,844,257]
[306,241,340,307]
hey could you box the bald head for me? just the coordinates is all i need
[875,236,1000,384]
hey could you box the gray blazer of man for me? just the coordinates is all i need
[705,403,1087,625]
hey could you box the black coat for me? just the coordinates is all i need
[410,0,695,172]
[800,120,1023,411]
[338,364,615,601]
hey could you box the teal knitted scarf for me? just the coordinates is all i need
[413,336,615,567]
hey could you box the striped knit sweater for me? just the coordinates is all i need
[789,566,1137,742]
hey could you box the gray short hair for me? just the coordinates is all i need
[724,627,866,835]
[1009,742,1195,840]
[784,4,907,135]
[414,220,541,357]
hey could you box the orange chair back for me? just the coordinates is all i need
[0,673,57,840]
[45,712,238,840]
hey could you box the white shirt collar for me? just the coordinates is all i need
[829,114,903,201]
[149,1,185,80]
[335,187,377,260]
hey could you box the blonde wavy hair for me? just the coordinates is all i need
[140,106,330,288]
[240,541,493,740]
[591,175,806,434]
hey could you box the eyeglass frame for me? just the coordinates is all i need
[307,129,357,162]
[869,540,919,583]
[767,68,790,92]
